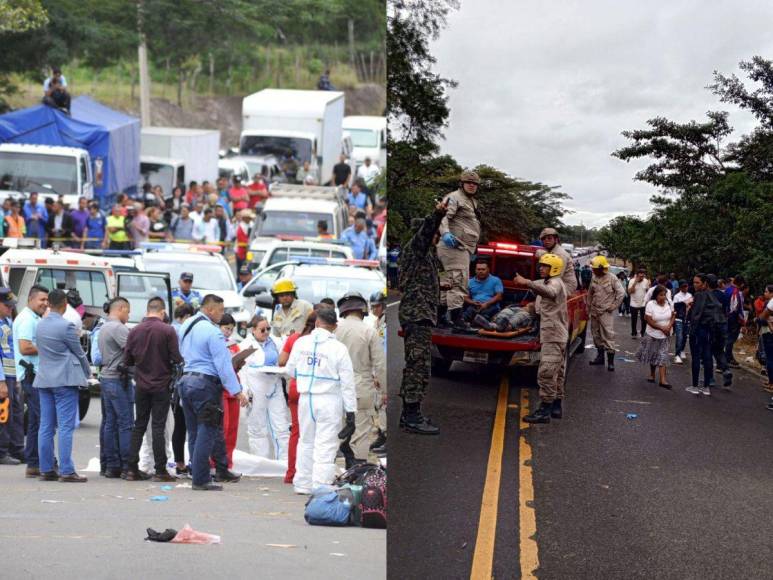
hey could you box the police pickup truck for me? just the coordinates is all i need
[430,242,589,373]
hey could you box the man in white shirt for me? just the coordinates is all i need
[43,67,67,94]
[284,308,356,494]
[356,157,381,186]
[627,269,651,338]
[193,208,219,244]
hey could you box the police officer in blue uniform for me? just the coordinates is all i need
[178,294,249,491]
[172,272,203,311]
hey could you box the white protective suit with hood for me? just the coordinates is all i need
[238,333,290,460]
[284,327,357,493]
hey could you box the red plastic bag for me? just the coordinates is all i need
[170,524,221,545]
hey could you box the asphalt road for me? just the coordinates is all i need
[386,300,773,579]
[0,403,385,579]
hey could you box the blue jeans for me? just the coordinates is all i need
[689,324,713,388]
[38,386,79,475]
[464,303,500,322]
[22,374,40,468]
[0,377,23,458]
[725,317,742,363]
[101,378,135,471]
[762,333,773,382]
[179,375,223,486]
[674,319,689,356]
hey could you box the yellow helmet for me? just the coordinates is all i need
[271,278,297,296]
[538,253,564,277]
[590,255,610,270]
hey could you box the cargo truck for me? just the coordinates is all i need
[140,127,220,194]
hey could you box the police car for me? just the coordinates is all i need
[250,238,354,272]
[240,257,386,320]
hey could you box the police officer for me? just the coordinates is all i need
[398,200,448,434]
[0,289,21,466]
[514,254,568,423]
[587,255,625,371]
[177,294,249,491]
[270,279,314,339]
[236,264,252,291]
[436,170,481,328]
[536,228,577,295]
[284,308,357,494]
[335,292,387,466]
[172,272,202,310]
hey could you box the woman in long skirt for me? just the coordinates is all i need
[636,285,675,388]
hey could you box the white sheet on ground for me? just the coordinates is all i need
[231,449,286,477]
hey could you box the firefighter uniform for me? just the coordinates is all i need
[587,259,626,360]
[535,229,577,296]
[526,276,568,403]
[271,298,313,339]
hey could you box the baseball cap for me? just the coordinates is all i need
[180,272,194,282]
[0,288,17,307]
[238,264,251,276]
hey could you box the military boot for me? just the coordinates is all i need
[449,308,470,330]
[550,399,563,419]
[523,402,552,424]
[589,349,605,365]
[607,351,615,371]
[401,402,440,435]
[437,305,451,328]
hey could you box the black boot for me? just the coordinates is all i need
[607,351,615,371]
[437,305,450,328]
[523,402,552,424]
[550,399,563,419]
[449,308,469,330]
[370,430,386,450]
[402,402,440,435]
[589,349,605,365]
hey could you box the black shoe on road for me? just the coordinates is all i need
[550,399,563,419]
[589,350,605,366]
[524,402,552,424]
[0,455,21,465]
[192,483,223,491]
[401,402,440,435]
[370,431,386,451]
[607,351,616,371]
[124,469,152,481]
[104,468,123,479]
[213,470,242,483]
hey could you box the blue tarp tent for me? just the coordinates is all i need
[0,97,140,205]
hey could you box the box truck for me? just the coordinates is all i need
[342,115,387,170]
[240,89,345,185]
[140,127,220,193]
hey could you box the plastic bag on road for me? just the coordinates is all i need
[170,524,221,545]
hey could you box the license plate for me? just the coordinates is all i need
[462,351,489,364]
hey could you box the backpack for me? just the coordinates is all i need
[90,318,105,367]
[304,486,352,526]
[356,466,387,529]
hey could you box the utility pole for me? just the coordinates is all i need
[137,0,151,126]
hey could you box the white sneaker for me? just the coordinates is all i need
[700,386,711,396]
[674,355,683,364]
[686,386,700,395]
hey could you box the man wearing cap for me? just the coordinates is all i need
[284,307,357,493]
[341,216,377,260]
[236,264,252,291]
[334,292,387,467]
[587,256,625,371]
[437,170,482,329]
[0,289,22,465]
[172,273,202,311]
[13,285,49,477]
[271,279,314,339]
[536,228,577,295]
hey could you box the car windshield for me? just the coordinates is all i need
[140,163,174,190]
[144,258,234,291]
[258,211,330,237]
[240,136,313,164]
[346,128,379,148]
[0,151,78,194]
[117,275,170,324]
[293,272,384,305]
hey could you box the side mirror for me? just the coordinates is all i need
[243,285,266,298]
[256,293,274,309]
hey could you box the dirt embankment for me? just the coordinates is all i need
[122,84,385,148]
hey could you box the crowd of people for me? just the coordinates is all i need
[0,276,387,495]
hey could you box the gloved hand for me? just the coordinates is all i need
[441,232,459,248]
[337,412,356,440]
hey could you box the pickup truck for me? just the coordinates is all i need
[430,242,589,373]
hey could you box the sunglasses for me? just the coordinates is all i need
[257,326,271,333]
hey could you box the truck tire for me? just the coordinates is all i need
[431,356,453,376]
[78,390,91,421]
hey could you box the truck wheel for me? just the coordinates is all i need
[431,357,452,376]
[78,390,91,421]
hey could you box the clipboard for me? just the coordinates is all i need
[231,347,257,372]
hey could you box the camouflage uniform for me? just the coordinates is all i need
[436,189,480,310]
[398,210,444,404]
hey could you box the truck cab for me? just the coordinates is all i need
[430,242,588,372]
[0,143,93,208]
[342,116,387,170]
[139,155,185,197]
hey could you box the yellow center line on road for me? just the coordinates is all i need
[519,389,539,579]
[470,374,509,580]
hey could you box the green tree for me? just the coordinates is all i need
[0,0,48,33]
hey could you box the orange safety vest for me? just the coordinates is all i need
[5,215,25,238]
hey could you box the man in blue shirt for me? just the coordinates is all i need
[341,218,377,260]
[12,285,49,476]
[178,294,248,490]
[464,260,504,324]
[347,182,369,214]
[0,289,22,465]
[23,192,48,243]
[172,272,203,311]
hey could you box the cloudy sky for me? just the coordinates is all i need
[430,0,773,227]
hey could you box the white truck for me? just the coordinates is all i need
[0,143,94,207]
[240,89,345,186]
[140,127,220,193]
[342,116,387,170]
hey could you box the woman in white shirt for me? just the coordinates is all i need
[238,315,290,460]
[636,285,676,388]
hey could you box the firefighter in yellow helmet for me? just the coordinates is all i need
[513,253,568,423]
[587,255,625,371]
[270,278,313,339]
[436,169,482,329]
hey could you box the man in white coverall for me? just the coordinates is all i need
[334,292,387,467]
[284,307,357,494]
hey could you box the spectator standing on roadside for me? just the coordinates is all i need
[628,269,651,338]
[22,192,46,241]
[129,203,150,248]
[69,197,89,248]
[229,176,249,213]
[725,275,747,368]
[148,207,169,241]
[0,289,22,466]
[687,274,726,396]
[341,217,377,260]
[170,205,195,242]
[331,154,352,188]
[247,173,269,210]
[706,275,733,388]
[82,202,106,249]
[673,280,693,364]
[106,205,131,250]
[636,285,675,388]
[617,271,630,317]
[758,285,773,396]
[4,201,25,239]
[45,201,73,247]
[234,210,252,272]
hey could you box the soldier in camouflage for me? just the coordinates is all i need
[398,200,448,435]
